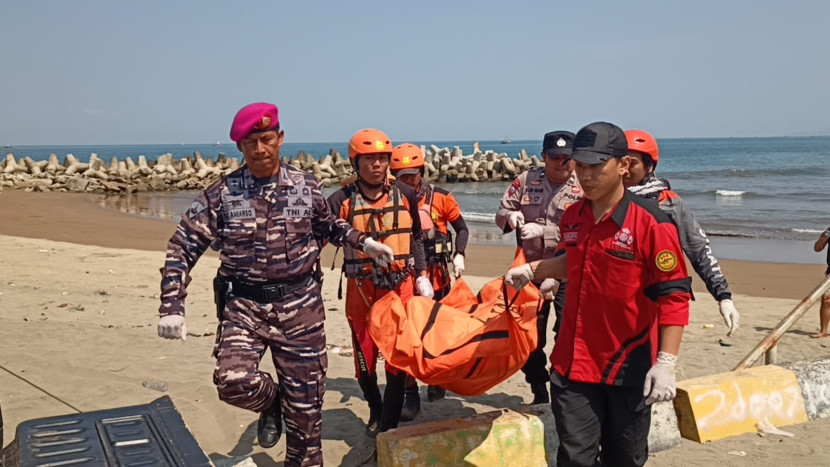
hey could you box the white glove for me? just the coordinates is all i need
[540,278,560,301]
[158,314,187,341]
[520,222,544,240]
[643,352,677,405]
[416,275,435,298]
[505,264,534,290]
[507,211,525,230]
[719,299,740,337]
[363,237,394,268]
[452,254,465,278]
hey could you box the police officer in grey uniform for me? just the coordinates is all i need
[157,102,393,467]
[495,130,582,404]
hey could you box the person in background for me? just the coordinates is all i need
[623,129,740,337]
[495,130,582,404]
[811,226,830,338]
[389,142,470,419]
[505,121,692,467]
[157,103,394,467]
[327,129,433,437]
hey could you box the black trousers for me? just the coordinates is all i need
[549,371,651,467]
[520,284,566,385]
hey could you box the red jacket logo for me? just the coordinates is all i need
[614,228,633,248]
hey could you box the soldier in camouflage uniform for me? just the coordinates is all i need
[495,130,582,405]
[157,103,394,467]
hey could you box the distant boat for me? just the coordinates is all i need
[213,141,222,147]
[500,137,512,144]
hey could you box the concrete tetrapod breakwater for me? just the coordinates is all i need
[376,401,680,467]
[0,145,543,193]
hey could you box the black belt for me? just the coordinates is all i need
[229,274,315,303]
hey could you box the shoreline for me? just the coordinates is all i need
[0,189,826,300]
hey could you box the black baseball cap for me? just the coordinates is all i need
[542,131,575,156]
[571,122,628,165]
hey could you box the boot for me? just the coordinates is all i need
[358,373,384,437]
[530,382,550,405]
[256,398,282,448]
[400,384,421,422]
[427,385,447,402]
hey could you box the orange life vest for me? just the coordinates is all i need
[342,183,413,285]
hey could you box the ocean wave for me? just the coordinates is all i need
[664,167,828,179]
[462,211,497,223]
[792,228,824,234]
[715,190,746,197]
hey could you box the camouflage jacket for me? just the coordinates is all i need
[159,164,364,317]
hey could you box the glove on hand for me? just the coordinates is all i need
[507,211,525,230]
[520,222,544,240]
[452,254,465,278]
[719,299,740,337]
[505,264,534,290]
[363,237,394,268]
[540,278,560,301]
[158,314,187,341]
[643,351,677,405]
[416,276,435,298]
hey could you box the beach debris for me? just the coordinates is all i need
[71,305,85,312]
[57,303,68,308]
[95,290,110,296]
[756,417,795,438]
[727,451,747,457]
[107,269,114,274]
[702,324,715,329]
[38,249,48,253]
[718,339,732,347]
[61,291,68,296]
[328,344,354,357]
[142,380,168,393]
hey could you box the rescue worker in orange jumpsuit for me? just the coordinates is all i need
[388,143,471,420]
[327,129,434,437]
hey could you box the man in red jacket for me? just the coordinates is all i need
[505,121,692,467]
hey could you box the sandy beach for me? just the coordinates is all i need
[2,189,830,466]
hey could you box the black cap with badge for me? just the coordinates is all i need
[542,131,575,156]
[570,122,628,165]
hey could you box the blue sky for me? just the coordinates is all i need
[1,1,828,145]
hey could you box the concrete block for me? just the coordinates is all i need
[674,365,808,442]
[377,406,555,467]
[377,401,680,467]
[782,357,830,420]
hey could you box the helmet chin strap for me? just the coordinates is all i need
[357,173,384,190]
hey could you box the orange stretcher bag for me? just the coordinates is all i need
[368,250,541,396]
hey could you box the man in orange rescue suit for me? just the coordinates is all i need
[326,129,433,436]
[157,103,394,467]
[505,122,692,467]
[388,143,471,419]
[495,130,582,405]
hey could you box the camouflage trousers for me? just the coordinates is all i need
[213,280,327,467]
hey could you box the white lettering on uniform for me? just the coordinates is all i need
[284,207,312,218]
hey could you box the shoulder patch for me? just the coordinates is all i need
[655,250,679,272]
[186,197,208,219]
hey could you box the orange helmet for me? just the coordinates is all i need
[625,129,660,166]
[348,128,392,160]
[390,143,425,172]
